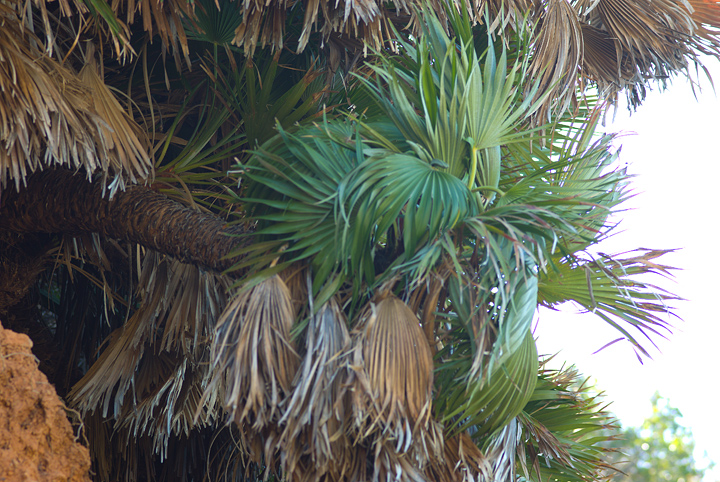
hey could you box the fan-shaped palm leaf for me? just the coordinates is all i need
[348,295,436,458]
[206,274,300,431]
[528,0,583,122]
[517,365,619,482]
[436,328,538,440]
[279,296,352,481]
[538,249,679,360]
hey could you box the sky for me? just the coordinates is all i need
[534,58,720,480]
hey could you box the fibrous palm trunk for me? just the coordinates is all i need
[0,169,252,314]
[0,169,251,271]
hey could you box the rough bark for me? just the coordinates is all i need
[0,169,252,273]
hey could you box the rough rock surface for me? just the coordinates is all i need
[0,320,91,481]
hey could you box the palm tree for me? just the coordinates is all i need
[1,0,718,480]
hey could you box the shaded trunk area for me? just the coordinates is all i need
[0,169,252,273]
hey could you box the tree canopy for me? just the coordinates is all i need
[1,0,719,480]
[610,393,714,482]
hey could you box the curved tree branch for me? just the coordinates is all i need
[0,169,252,273]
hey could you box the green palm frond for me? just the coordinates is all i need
[154,85,245,196]
[538,249,679,359]
[237,119,478,295]
[356,9,546,186]
[184,0,243,46]
[340,152,477,284]
[219,51,327,151]
[435,329,538,439]
[518,365,619,482]
[235,121,359,295]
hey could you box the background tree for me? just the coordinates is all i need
[610,393,714,482]
[2,0,720,480]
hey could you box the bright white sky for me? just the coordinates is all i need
[534,57,720,480]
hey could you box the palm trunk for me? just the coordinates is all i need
[0,169,252,273]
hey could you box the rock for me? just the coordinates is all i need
[0,320,91,482]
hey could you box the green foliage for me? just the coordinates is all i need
[609,393,713,482]
[518,366,620,482]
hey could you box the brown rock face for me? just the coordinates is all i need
[0,320,91,482]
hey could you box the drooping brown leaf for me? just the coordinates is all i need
[77,59,153,193]
[0,14,152,196]
[580,23,625,89]
[594,0,694,79]
[347,294,439,473]
[279,297,352,482]
[529,0,583,122]
[425,432,493,482]
[485,417,522,482]
[207,274,300,431]
[68,250,232,421]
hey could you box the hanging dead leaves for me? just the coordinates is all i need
[199,273,494,481]
[0,2,152,197]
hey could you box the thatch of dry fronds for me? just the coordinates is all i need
[529,0,583,122]
[348,294,438,470]
[485,417,522,482]
[279,297,352,481]
[207,274,300,431]
[593,0,695,77]
[69,250,231,426]
[78,60,153,194]
[424,432,493,482]
[0,9,152,195]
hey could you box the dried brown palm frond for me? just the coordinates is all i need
[117,354,222,457]
[468,304,497,382]
[529,0,583,122]
[78,58,153,192]
[348,294,438,466]
[68,301,151,417]
[593,0,694,79]
[233,0,448,55]
[279,297,352,481]
[580,23,626,91]
[516,411,573,481]
[206,274,300,431]
[406,270,448,355]
[69,250,230,418]
[475,0,534,34]
[0,16,152,196]
[278,264,309,317]
[372,440,429,482]
[686,0,720,56]
[123,0,192,66]
[485,417,522,482]
[425,432,493,482]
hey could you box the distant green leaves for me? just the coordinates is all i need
[609,393,711,482]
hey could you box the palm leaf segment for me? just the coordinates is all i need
[217,6,678,480]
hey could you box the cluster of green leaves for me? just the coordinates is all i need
[518,367,620,482]
[226,7,680,480]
